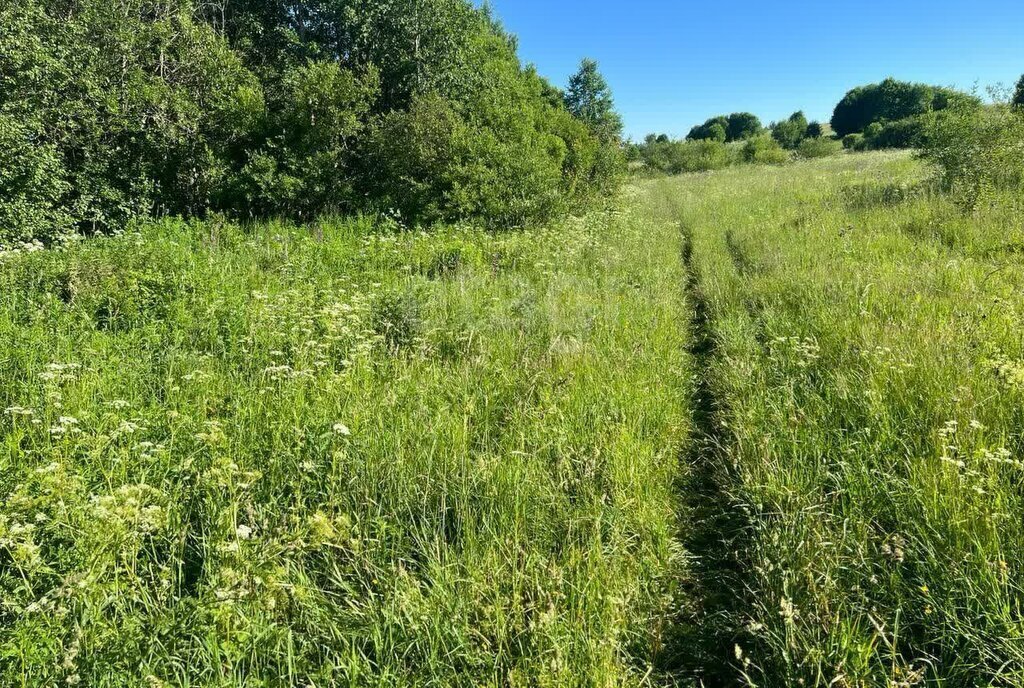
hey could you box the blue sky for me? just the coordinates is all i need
[486,0,1024,140]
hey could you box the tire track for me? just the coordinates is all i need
[652,224,754,686]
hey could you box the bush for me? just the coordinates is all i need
[842,133,867,151]
[223,62,380,219]
[866,116,927,149]
[797,136,843,159]
[743,135,789,164]
[0,0,622,241]
[635,138,734,174]
[919,101,1024,208]
[0,115,72,245]
[687,116,729,142]
[770,112,809,150]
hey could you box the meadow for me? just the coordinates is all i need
[670,151,1024,686]
[4,150,1024,686]
[0,188,690,684]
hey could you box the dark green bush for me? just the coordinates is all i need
[842,133,867,151]
[727,113,763,141]
[867,116,927,149]
[689,113,762,143]
[687,116,729,141]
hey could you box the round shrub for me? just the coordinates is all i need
[743,135,789,165]
[842,133,866,150]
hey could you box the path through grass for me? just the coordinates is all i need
[666,151,1024,686]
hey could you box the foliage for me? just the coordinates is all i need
[0,0,621,243]
[919,100,1024,208]
[770,111,809,149]
[796,136,843,159]
[1014,73,1024,107]
[0,0,259,242]
[689,114,760,143]
[743,134,790,164]
[687,116,729,142]
[842,133,867,150]
[564,58,623,143]
[223,62,381,219]
[806,121,824,139]
[636,138,736,174]
[726,112,763,141]
[830,77,977,137]
[864,115,928,150]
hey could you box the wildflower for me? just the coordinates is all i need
[236,524,253,540]
[332,423,351,436]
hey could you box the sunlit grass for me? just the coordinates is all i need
[0,197,689,685]
[667,151,1024,686]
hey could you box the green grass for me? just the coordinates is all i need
[0,199,689,685]
[667,151,1024,686]
[4,150,1024,686]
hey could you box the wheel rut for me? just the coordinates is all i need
[652,224,754,687]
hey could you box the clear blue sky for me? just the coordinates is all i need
[486,0,1024,140]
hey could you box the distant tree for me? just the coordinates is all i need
[831,78,978,136]
[1014,74,1024,107]
[771,111,809,149]
[806,121,824,138]
[706,122,727,143]
[564,58,623,142]
[656,133,670,143]
[726,112,762,141]
[687,116,729,141]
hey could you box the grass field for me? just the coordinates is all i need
[3,151,1024,685]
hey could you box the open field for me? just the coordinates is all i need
[0,187,690,685]
[670,151,1024,686]
[4,150,1024,685]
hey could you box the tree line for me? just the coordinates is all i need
[0,0,624,245]
[632,77,996,174]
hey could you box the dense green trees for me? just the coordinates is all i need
[1014,74,1024,107]
[0,0,622,243]
[727,112,763,141]
[688,113,762,142]
[770,111,809,149]
[830,78,975,137]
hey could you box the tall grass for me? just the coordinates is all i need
[669,151,1024,685]
[0,196,689,685]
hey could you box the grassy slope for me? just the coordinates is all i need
[6,149,1024,687]
[668,151,1024,686]
[0,194,689,685]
